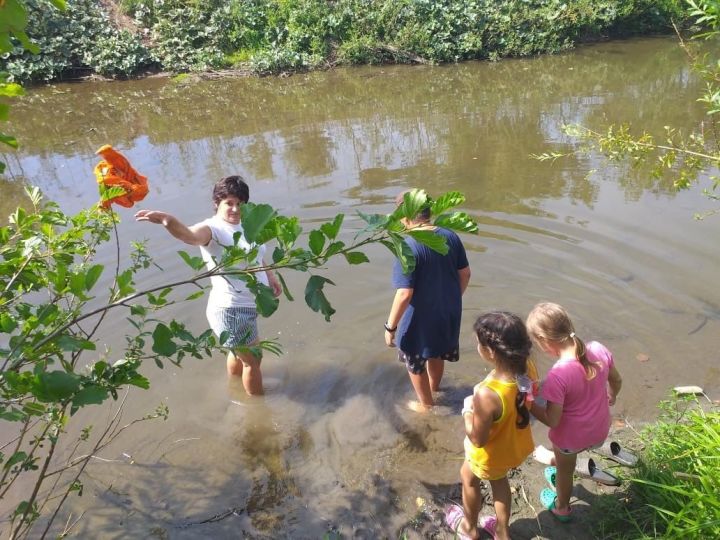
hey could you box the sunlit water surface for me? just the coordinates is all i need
[2,37,719,537]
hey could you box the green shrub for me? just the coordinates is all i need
[2,0,153,83]
[3,0,691,81]
[594,397,720,539]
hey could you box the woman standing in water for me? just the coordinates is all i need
[384,190,471,412]
[135,175,281,396]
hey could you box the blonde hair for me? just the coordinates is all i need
[526,302,596,379]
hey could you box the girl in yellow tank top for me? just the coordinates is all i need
[445,312,535,540]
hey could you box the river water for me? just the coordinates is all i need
[2,37,719,538]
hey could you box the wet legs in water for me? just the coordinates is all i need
[227,342,263,396]
[407,357,443,410]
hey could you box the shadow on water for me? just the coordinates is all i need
[65,358,477,538]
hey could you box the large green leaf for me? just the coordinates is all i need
[433,212,478,233]
[408,229,448,255]
[84,264,103,290]
[178,250,205,270]
[33,371,81,402]
[71,385,109,413]
[242,203,276,244]
[308,229,325,255]
[344,251,369,265]
[399,189,429,220]
[431,191,465,215]
[357,211,389,231]
[319,214,344,240]
[0,133,18,149]
[56,335,96,352]
[250,282,280,317]
[304,275,336,322]
[152,323,177,356]
[384,234,417,274]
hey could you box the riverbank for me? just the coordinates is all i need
[400,395,718,540]
[4,0,689,84]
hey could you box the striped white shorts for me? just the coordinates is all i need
[206,306,258,348]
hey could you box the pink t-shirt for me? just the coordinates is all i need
[540,341,614,450]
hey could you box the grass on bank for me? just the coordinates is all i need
[593,395,720,540]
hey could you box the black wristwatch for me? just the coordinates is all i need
[384,322,397,332]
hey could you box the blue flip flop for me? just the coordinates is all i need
[540,488,572,523]
[544,466,557,490]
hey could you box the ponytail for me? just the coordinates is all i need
[570,333,596,380]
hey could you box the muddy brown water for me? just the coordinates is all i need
[2,37,719,538]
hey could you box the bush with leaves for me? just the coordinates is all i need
[3,0,153,83]
[4,0,689,80]
[592,396,720,539]
[0,185,476,538]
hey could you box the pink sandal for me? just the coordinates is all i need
[478,515,498,539]
[444,505,477,540]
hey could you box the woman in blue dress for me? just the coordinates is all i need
[384,192,471,412]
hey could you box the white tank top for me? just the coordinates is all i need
[198,215,268,309]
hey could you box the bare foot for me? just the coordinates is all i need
[407,400,434,413]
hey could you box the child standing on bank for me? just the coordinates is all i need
[446,312,535,540]
[526,302,623,522]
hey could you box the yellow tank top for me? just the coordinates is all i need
[465,373,534,472]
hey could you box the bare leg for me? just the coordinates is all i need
[227,342,264,396]
[226,350,243,378]
[552,447,576,513]
[459,461,482,539]
[489,476,512,540]
[427,357,444,392]
[407,369,434,409]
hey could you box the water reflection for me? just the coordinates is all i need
[4,38,707,215]
[2,36,720,538]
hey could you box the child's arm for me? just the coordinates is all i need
[530,400,563,428]
[607,364,622,405]
[463,387,501,448]
[135,210,211,246]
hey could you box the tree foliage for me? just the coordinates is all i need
[534,0,720,218]
[1,0,689,82]
[0,183,476,537]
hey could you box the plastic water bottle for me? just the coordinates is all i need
[516,374,534,403]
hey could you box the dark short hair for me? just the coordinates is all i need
[212,176,249,206]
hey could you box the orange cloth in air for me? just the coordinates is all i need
[94,145,148,209]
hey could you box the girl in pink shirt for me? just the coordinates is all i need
[526,302,623,522]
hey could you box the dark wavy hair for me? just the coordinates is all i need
[213,175,249,206]
[474,311,532,428]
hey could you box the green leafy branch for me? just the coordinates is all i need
[0,185,475,537]
[532,1,720,219]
